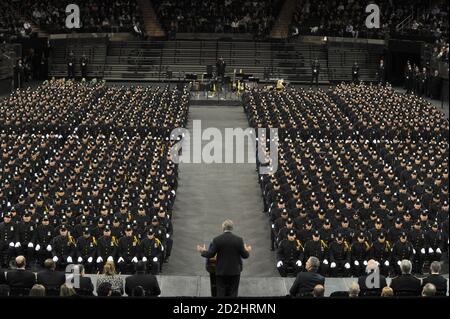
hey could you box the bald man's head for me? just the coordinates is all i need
[366,259,379,273]
[15,256,26,269]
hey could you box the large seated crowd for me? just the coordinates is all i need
[2,0,143,36]
[0,79,189,296]
[146,0,278,35]
[243,83,449,279]
[290,0,449,40]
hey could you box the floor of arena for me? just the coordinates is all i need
[2,81,448,287]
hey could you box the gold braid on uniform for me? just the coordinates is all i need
[296,240,304,251]
[320,240,328,250]
[344,241,350,252]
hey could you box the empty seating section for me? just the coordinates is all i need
[327,44,382,83]
[48,39,380,83]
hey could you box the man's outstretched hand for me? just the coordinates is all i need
[197,244,207,253]
[245,244,252,252]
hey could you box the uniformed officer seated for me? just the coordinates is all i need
[76,228,97,274]
[139,228,163,275]
[328,233,351,277]
[276,229,303,277]
[0,213,16,268]
[51,225,76,271]
[117,225,140,274]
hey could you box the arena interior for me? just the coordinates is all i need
[0,0,449,300]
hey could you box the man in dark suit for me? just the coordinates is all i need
[36,258,66,296]
[73,265,94,296]
[5,256,36,295]
[422,261,448,296]
[290,256,325,297]
[390,260,422,296]
[125,261,161,297]
[198,220,251,297]
[358,259,388,296]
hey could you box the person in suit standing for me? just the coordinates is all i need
[36,258,66,296]
[378,59,386,85]
[422,261,448,296]
[311,59,320,88]
[289,256,325,297]
[197,220,251,297]
[125,261,161,297]
[5,256,36,295]
[357,259,388,296]
[352,62,360,83]
[390,260,422,296]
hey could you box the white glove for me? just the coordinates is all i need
[118,257,124,263]
[436,248,442,254]
[15,242,21,248]
[296,260,302,267]
[67,256,73,263]
[344,263,351,269]
[53,256,59,263]
[420,248,426,254]
[142,257,148,262]
[397,261,401,266]
[152,257,158,263]
[354,260,360,266]
[323,259,329,265]
[363,260,368,266]
[87,257,93,263]
[413,249,416,254]
[46,245,52,252]
[384,260,390,266]
[277,261,284,268]
[107,256,114,262]
[96,256,103,263]
[77,257,83,263]
[166,234,170,239]
[428,248,434,254]
[131,257,138,263]
[9,242,14,248]
[27,242,34,248]
[35,244,41,251]
[330,262,337,268]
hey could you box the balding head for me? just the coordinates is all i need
[422,283,436,297]
[365,259,379,273]
[313,284,325,297]
[15,256,26,269]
